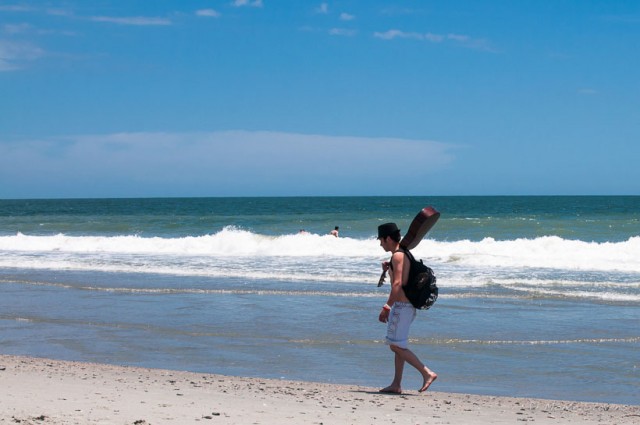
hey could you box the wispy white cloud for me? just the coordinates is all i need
[329,28,356,37]
[2,22,76,36]
[446,33,495,52]
[1,3,172,26]
[380,6,416,16]
[0,5,34,12]
[0,131,456,197]
[425,33,445,42]
[46,8,73,17]
[446,33,469,43]
[375,30,423,41]
[232,0,263,8]
[196,9,221,18]
[0,39,44,71]
[0,4,72,17]
[339,12,355,21]
[2,23,32,34]
[90,16,172,26]
[374,29,496,52]
[315,3,329,14]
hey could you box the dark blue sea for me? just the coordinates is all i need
[0,196,638,405]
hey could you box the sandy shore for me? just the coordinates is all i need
[1,355,638,425]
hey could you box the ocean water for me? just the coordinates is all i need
[0,196,638,405]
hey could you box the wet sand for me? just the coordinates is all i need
[1,355,638,424]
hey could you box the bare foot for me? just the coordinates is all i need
[419,371,437,392]
[379,385,402,394]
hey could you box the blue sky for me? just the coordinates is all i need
[1,1,638,198]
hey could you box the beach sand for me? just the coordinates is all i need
[1,355,638,425]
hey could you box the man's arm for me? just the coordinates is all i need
[378,251,405,323]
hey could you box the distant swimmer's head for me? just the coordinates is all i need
[377,223,400,242]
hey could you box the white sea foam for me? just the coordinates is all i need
[513,287,640,302]
[1,229,639,273]
[419,235,640,273]
[1,228,639,304]
[2,228,367,257]
[419,336,640,345]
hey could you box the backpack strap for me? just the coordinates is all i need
[389,247,415,272]
[399,247,417,263]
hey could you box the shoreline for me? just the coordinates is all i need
[1,355,638,424]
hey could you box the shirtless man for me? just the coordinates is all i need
[377,222,438,394]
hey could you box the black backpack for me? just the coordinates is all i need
[401,248,438,310]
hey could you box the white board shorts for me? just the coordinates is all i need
[385,301,416,349]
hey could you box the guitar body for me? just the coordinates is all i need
[400,206,440,250]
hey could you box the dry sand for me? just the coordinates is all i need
[1,354,638,424]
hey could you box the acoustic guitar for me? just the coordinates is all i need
[378,206,440,286]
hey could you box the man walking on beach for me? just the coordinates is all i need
[377,223,438,394]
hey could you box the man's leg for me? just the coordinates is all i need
[391,345,438,392]
[380,348,405,393]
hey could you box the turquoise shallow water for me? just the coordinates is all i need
[2,196,639,241]
[0,196,638,404]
